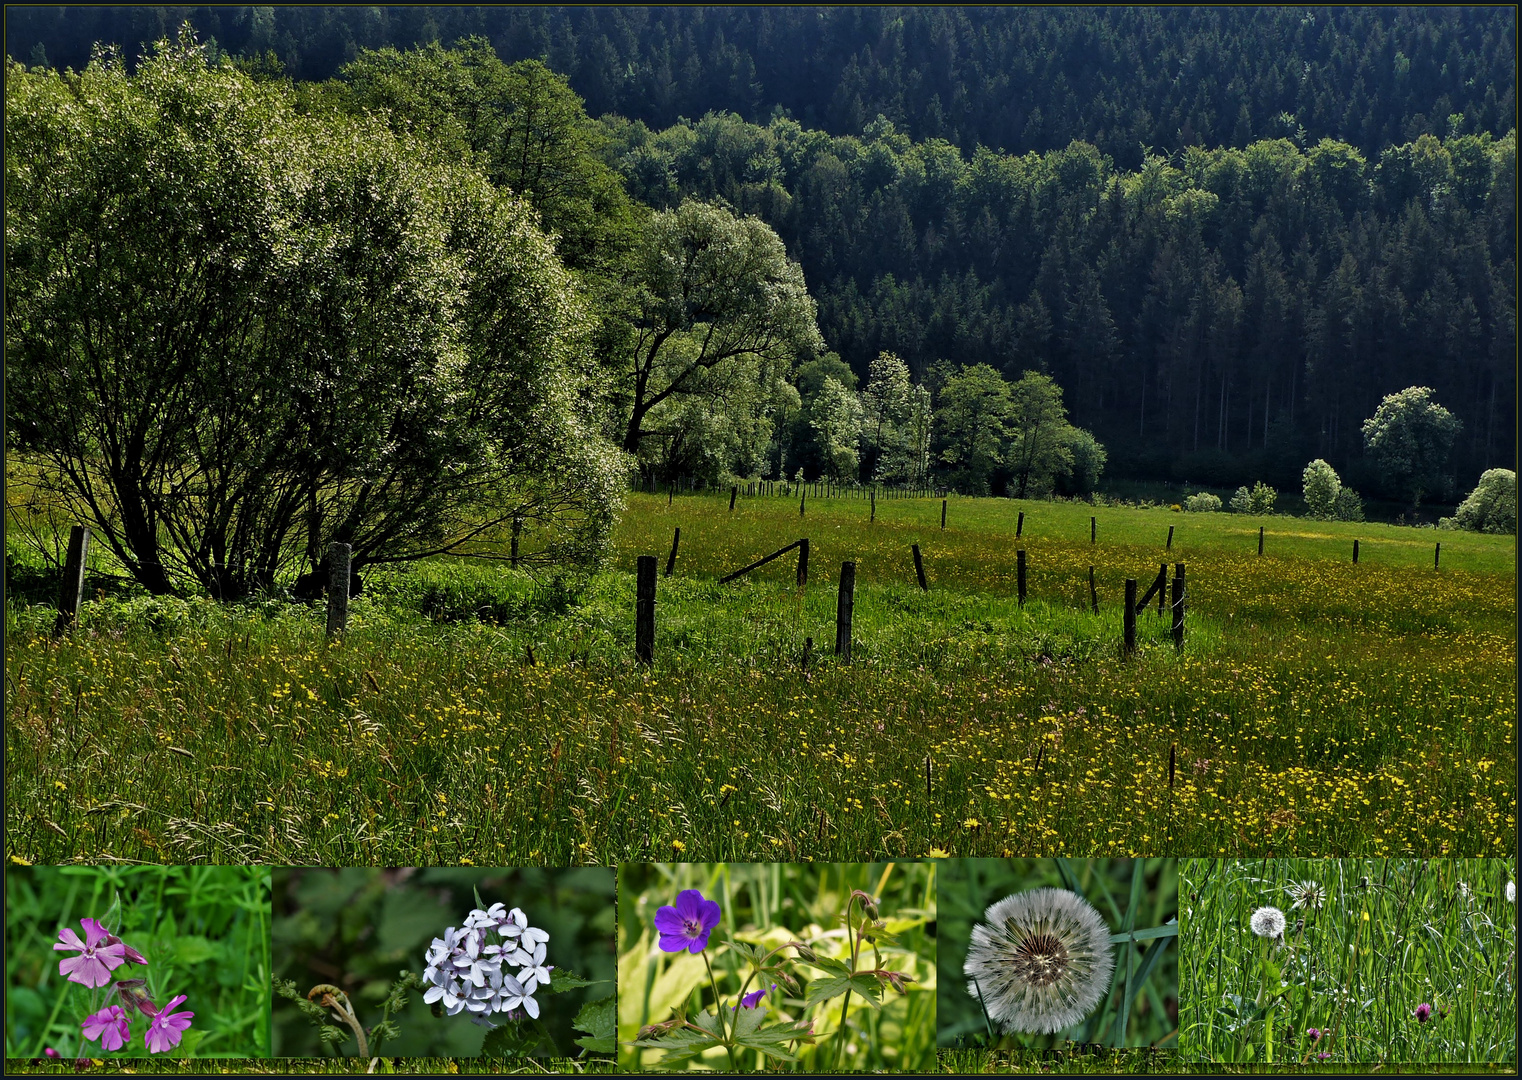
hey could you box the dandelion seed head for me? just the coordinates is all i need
[1506,881,1515,904]
[963,887,1114,1035]
[1285,880,1326,911]
[1250,906,1287,939]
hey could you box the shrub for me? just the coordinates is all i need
[1301,459,1341,518]
[1185,492,1222,513]
[1445,469,1517,534]
[1230,482,1278,514]
[1334,487,1365,522]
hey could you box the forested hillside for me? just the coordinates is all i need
[6,6,1515,500]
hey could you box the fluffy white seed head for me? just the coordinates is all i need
[963,887,1114,1035]
[1250,906,1287,939]
[1507,881,1515,904]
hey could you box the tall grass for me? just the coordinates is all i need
[4,492,1514,865]
[1180,858,1517,1065]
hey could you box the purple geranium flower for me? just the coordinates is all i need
[54,918,129,988]
[81,1005,131,1052]
[144,995,194,1054]
[654,889,722,954]
[1415,1003,1432,1023]
[736,983,776,1009]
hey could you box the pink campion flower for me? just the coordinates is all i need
[101,930,149,967]
[54,918,129,988]
[115,978,160,1017]
[144,995,194,1054]
[81,1005,131,1052]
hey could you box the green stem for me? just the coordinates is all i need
[700,951,739,1074]
[834,892,864,1072]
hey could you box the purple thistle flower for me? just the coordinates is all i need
[54,918,129,988]
[81,1005,131,1052]
[1415,1003,1432,1023]
[654,889,722,954]
[144,995,194,1054]
[1307,1027,1321,1042]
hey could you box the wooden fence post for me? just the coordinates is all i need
[53,524,90,636]
[635,556,656,666]
[1123,578,1137,656]
[1017,549,1027,606]
[730,486,737,511]
[665,527,681,577]
[941,499,947,529]
[1166,524,1174,549]
[1158,563,1167,616]
[799,487,806,516]
[1353,539,1360,564]
[870,489,876,522]
[1088,566,1098,614]
[1017,511,1024,537]
[912,544,928,591]
[835,560,856,661]
[796,538,809,588]
[1258,526,1264,556]
[1434,541,1441,568]
[1091,516,1097,543]
[325,542,351,638]
[1171,562,1186,651]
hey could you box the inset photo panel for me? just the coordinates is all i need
[937,858,1178,1071]
[618,861,936,1073]
[270,867,614,1064]
[1181,857,1518,1067]
[5,864,272,1060]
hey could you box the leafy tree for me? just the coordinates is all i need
[859,351,913,480]
[5,31,622,599]
[1334,487,1365,522]
[810,377,864,483]
[1230,483,1279,514]
[1301,459,1342,518]
[1185,492,1222,512]
[1055,427,1108,496]
[1006,371,1078,499]
[1360,386,1463,509]
[1443,469,1517,534]
[934,365,1014,495]
[621,199,823,459]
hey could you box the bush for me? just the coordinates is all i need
[1445,469,1517,534]
[1334,487,1365,522]
[1230,481,1278,514]
[1185,492,1222,512]
[1301,459,1341,518]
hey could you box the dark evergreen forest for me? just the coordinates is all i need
[8,5,1515,497]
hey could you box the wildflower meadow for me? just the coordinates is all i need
[1180,857,1517,1065]
[5,492,1513,867]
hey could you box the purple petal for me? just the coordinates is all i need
[653,907,685,935]
[80,919,109,948]
[657,932,692,953]
[673,889,705,921]
[696,898,722,932]
[686,930,711,953]
[54,927,86,952]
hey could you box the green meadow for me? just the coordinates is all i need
[4,491,1515,866]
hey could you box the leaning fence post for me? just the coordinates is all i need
[1171,562,1186,651]
[325,542,351,638]
[1434,541,1440,569]
[1017,511,1024,537]
[941,499,948,530]
[53,524,91,636]
[665,527,681,577]
[1166,524,1174,550]
[636,556,656,666]
[796,538,809,588]
[1017,549,1027,606]
[1124,578,1137,656]
[912,544,928,591]
[1157,562,1167,616]
[835,561,856,661]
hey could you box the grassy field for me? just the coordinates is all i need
[1179,858,1516,1066]
[4,490,1515,865]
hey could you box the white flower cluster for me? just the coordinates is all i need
[422,903,553,1026]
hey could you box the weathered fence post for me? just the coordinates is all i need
[511,515,522,568]
[1166,524,1174,550]
[1258,526,1264,556]
[941,499,947,529]
[835,560,856,661]
[1123,578,1137,656]
[325,542,351,638]
[665,527,681,577]
[1158,562,1167,616]
[870,488,876,522]
[1017,511,1024,537]
[1434,541,1441,568]
[1091,516,1097,543]
[635,556,656,666]
[912,544,928,591]
[730,486,737,511]
[1353,539,1360,564]
[796,538,809,588]
[1088,566,1098,614]
[1171,562,1186,651]
[53,524,91,636]
[1017,549,1027,606]
[799,487,806,516]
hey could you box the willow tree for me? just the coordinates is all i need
[5,30,624,598]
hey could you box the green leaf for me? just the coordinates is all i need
[1107,922,1179,944]
[804,973,852,1007]
[174,1029,205,1057]
[171,935,219,966]
[571,995,616,1056]
[548,968,600,993]
[800,955,851,976]
[482,1021,541,1060]
[848,973,884,1008]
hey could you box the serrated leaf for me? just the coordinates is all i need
[848,973,884,1008]
[857,918,900,949]
[725,939,764,965]
[572,995,616,1056]
[802,955,851,976]
[549,968,599,993]
[804,973,852,1007]
[482,1022,540,1060]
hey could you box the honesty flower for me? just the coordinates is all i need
[81,1005,130,1052]
[421,905,551,1024]
[144,995,194,1054]
[964,887,1114,1035]
[1250,906,1287,940]
[515,939,553,994]
[654,889,722,954]
[54,918,129,988]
